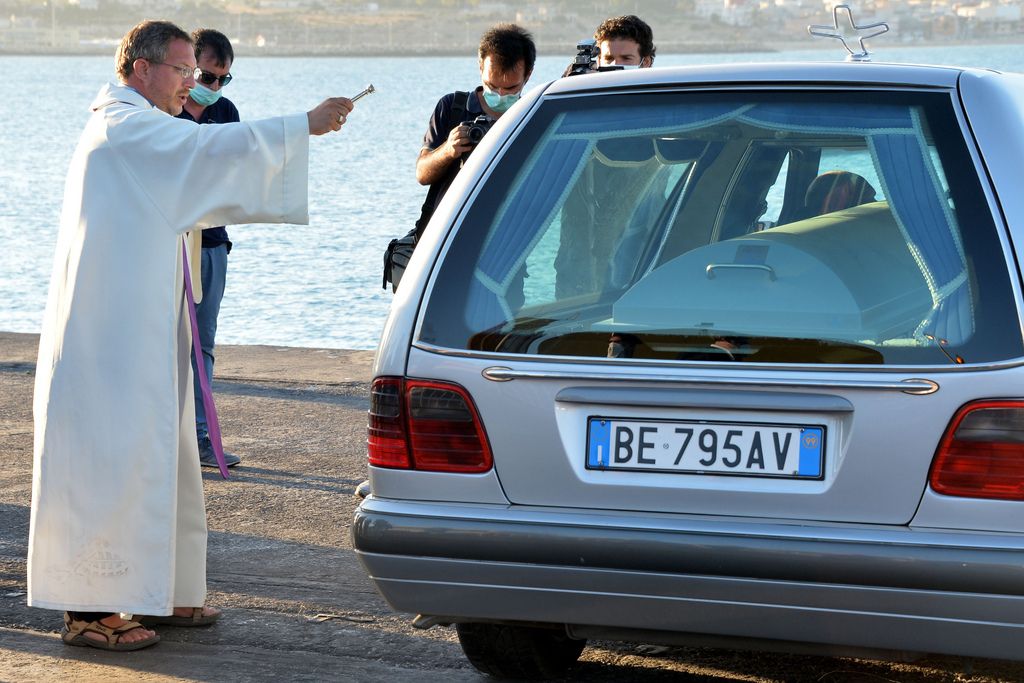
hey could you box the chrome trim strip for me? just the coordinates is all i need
[543,83,958,101]
[540,64,965,96]
[554,387,855,412]
[413,341,1024,374]
[482,366,938,394]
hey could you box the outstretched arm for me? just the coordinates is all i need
[307,97,355,136]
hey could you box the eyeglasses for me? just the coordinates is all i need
[197,71,233,87]
[154,62,203,80]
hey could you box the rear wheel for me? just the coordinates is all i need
[455,623,586,680]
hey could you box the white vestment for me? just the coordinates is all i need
[28,82,310,614]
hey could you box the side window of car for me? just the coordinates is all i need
[928,146,954,209]
[755,145,886,230]
[759,152,791,229]
[521,215,562,307]
[522,149,692,308]
[717,143,789,241]
[817,148,885,201]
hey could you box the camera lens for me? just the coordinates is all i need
[466,116,492,145]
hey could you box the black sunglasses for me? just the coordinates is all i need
[198,71,233,87]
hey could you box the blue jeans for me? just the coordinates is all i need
[191,244,228,436]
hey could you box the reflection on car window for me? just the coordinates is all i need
[523,150,691,308]
[419,91,1020,366]
[819,149,885,201]
[761,152,790,228]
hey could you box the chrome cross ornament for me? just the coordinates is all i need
[808,4,890,62]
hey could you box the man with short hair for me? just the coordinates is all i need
[595,14,656,69]
[415,23,536,229]
[380,23,535,297]
[177,28,242,469]
[28,19,353,651]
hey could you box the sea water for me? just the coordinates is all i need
[2,44,1022,350]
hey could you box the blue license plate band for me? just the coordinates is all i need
[798,427,823,478]
[588,418,612,468]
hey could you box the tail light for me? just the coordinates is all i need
[367,377,493,473]
[930,400,1024,501]
[367,377,409,468]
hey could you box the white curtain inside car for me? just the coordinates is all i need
[469,101,969,345]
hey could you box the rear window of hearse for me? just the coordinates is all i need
[418,90,1021,366]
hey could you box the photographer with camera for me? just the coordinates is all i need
[383,23,535,292]
[563,15,656,76]
[416,23,535,215]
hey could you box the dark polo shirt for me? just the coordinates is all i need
[422,86,485,152]
[177,96,240,252]
[420,87,486,213]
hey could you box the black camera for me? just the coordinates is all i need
[466,115,495,145]
[564,39,600,77]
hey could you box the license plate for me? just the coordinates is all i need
[586,417,824,479]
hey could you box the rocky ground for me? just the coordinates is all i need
[1,331,1022,682]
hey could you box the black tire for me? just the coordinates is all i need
[455,622,586,680]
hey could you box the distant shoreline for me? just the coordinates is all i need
[2,43,779,57]
[4,37,1022,58]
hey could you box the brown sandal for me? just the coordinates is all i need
[136,606,220,627]
[61,612,160,651]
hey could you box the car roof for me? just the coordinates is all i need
[542,61,998,95]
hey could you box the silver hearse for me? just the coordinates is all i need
[354,51,1024,678]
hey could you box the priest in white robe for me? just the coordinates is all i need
[27,20,353,650]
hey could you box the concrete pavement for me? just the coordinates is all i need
[0,331,484,682]
[3,331,1023,682]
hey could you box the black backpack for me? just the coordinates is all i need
[384,91,471,292]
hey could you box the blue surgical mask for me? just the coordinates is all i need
[481,86,520,114]
[615,64,641,70]
[189,82,222,107]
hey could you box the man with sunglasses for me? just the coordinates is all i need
[29,19,353,651]
[176,28,242,469]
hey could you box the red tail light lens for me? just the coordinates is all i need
[367,377,493,473]
[930,401,1024,501]
[367,377,410,468]
[407,383,492,472]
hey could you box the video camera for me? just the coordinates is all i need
[564,39,600,77]
[563,38,631,78]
